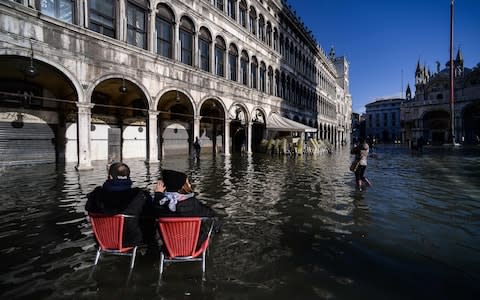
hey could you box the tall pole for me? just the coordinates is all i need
[449,0,455,144]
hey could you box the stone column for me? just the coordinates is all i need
[210,41,215,74]
[193,31,198,68]
[237,54,241,84]
[194,116,201,141]
[247,121,252,154]
[76,103,93,170]
[224,119,231,156]
[175,21,180,61]
[149,8,156,53]
[146,110,159,163]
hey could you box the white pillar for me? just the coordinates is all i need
[193,30,198,68]
[247,121,252,154]
[194,116,201,140]
[76,103,93,170]
[149,8,156,53]
[210,41,215,74]
[146,110,159,163]
[175,21,180,61]
[224,119,231,156]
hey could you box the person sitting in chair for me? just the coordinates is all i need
[85,162,154,247]
[153,169,218,247]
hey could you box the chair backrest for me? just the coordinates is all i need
[158,217,202,258]
[89,213,131,252]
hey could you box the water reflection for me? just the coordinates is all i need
[0,146,479,299]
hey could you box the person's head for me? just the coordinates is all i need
[161,169,193,193]
[108,162,130,180]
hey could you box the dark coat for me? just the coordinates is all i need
[153,192,217,249]
[86,184,154,247]
[153,192,215,217]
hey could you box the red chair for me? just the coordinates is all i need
[157,217,215,279]
[88,213,139,269]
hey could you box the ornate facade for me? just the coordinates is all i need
[401,50,480,145]
[0,0,351,168]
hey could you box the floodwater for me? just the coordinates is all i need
[0,145,479,300]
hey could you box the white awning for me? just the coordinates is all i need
[266,113,317,133]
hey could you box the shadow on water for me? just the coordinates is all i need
[0,145,479,299]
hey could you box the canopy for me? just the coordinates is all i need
[266,113,317,133]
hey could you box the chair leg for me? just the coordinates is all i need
[94,248,101,265]
[130,246,138,269]
[159,252,165,280]
[202,251,207,281]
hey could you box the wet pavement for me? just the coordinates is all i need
[0,145,479,299]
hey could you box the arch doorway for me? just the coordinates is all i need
[0,55,77,165]
[463,102,480,144]
[423,110,450,145]
[199,99,225,154]
[157,90,194,158]
[251,108,266,152]
[229,104,248,154]
[90,77,149,162]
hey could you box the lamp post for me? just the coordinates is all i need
[449,0,456,145]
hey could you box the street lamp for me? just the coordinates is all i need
[119,76,128,93]
[24,39,37,77]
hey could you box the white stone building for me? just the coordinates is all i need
[0,0,351,168]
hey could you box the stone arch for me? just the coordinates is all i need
[0,53,82,165]
[250,106,267,152]
[156,88,196,157]
[462,101,480,144]
[422,110,450,145]
[198,96,226,154]
[228,102,250,153]
[88,74,150,162]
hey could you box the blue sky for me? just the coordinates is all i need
[290,0,480,113]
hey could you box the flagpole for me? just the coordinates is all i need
[449,0,455,144]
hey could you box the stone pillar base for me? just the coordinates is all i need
[145,159,160,164]
[75,164,94,171]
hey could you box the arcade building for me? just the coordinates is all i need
[0,0,352,168]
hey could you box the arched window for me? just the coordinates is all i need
[250,56,258,89]
[289,43,294,66]
[279,34,284,55]
[37,0,75,23]
[239,0,247,28]
[273,28,278,51]
[228,44,238,81]
[199,27,212,72]
[281,73,286,99]
[215,36,226,77]
[179,17,194,66]
[249,7,257,36]
[240,51,249,86]
[267,66,273,95]
[266,22,272,47]
[127,0,148,49]
[258,15,265,42]
[156,4,174,58]
[259,62,266,92]
[88,0,116,38]
[227,0,236,20]
[275,70,280,97]
[284,39,289,62]
[215,0,224,12]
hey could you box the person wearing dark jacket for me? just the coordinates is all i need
[85,162,154,247]
[153,169,218,248]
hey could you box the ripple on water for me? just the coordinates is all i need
[0,147,479,299]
